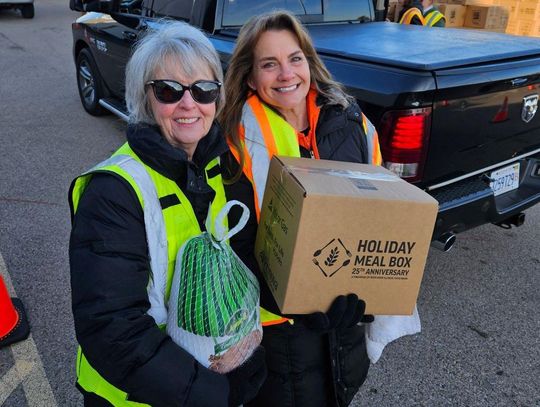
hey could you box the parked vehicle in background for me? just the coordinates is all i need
[0,0,34,18]
[69,0,540,251]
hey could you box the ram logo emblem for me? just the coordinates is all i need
[522,94,538,123]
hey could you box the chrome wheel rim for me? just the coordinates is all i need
[78,59,96,107]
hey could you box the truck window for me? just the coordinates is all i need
[221,0,372,27]
[323,0,373,22]
[143,0,192,20]
[222,0,321,27]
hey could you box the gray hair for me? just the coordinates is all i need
[125,20,224,124]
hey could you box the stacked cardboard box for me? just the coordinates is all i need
[438,4,467,26]
[501,0,523,34]
[396,0,538,37]
[438,0,539,37]
[463,4,509,31]
[514,0,540,37]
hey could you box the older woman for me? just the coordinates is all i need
[69,21,266,407]
[220,10,381,407]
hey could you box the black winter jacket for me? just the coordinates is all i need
[223,100,371,407]
[69,123,230,407]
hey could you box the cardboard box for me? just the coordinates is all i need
[464,5,509,29]
[464,0,494,5]
[255,157,438,316]
[505,19,519,34]
[517,0,540,21]
[439,4,467,26]
[515,19,540,37]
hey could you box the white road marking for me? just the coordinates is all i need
[0,361,33,405]
[0,253,58,406]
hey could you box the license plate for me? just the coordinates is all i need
[490,163,520,196]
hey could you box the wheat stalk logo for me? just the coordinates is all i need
[313,238,352,278]
[325,247,340,266]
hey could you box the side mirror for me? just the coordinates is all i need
[69,0,119,13]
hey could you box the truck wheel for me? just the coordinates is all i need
[21,4,34,18]
[76,48,108,116]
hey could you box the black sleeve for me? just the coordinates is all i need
[69,173,228,407]
[314,102,369,165]
[222,153,282,315]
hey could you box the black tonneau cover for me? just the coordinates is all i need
[308,22,540,71]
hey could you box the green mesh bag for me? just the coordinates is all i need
[167,200,262,373]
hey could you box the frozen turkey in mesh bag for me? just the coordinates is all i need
[167,200,262,373]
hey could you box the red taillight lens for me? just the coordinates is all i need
[392,115,425,150]
[378,107,432,182]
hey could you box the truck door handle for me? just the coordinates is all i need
[510,78,527,87]
[123,31,137,41]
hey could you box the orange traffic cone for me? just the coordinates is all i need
[0,275,30,348]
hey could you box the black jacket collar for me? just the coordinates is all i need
[126,121,228,183]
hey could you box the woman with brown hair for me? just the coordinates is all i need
[219,10,381,407]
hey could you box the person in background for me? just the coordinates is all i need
[397,0,425,25]
[219,10,381,407]
[422,0,446,27]
[69,21,266,407]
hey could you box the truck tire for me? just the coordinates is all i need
[21,4,34,18]
[76,48,109,116]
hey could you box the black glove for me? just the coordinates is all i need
[290,294,374,332]
[226,346,267,407]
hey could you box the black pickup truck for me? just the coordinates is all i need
[70,0,540,251]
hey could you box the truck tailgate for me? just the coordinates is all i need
[424,57,540,185]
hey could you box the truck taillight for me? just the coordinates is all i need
[378,107,432,182]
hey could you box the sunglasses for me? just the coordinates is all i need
[146,79,221,104]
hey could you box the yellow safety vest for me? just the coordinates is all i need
[70,142,227,406]
[424,9,445,27]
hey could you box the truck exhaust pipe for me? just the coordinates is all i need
[431,232,456,252]
[496,212,525,229]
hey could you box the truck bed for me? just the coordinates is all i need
[308,22,540,71]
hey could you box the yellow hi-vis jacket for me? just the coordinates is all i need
[424,8,446,27]
[70,143,231,406]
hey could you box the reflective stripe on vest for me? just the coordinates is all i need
[70,143,226,406]
[259,308,290,326]
[362,113,383,165]
[237,94,300,217]
[399,8,425,25]
[424,10,445,26]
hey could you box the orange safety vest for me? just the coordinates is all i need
[399,7,425,25]
[230,90,382,220]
